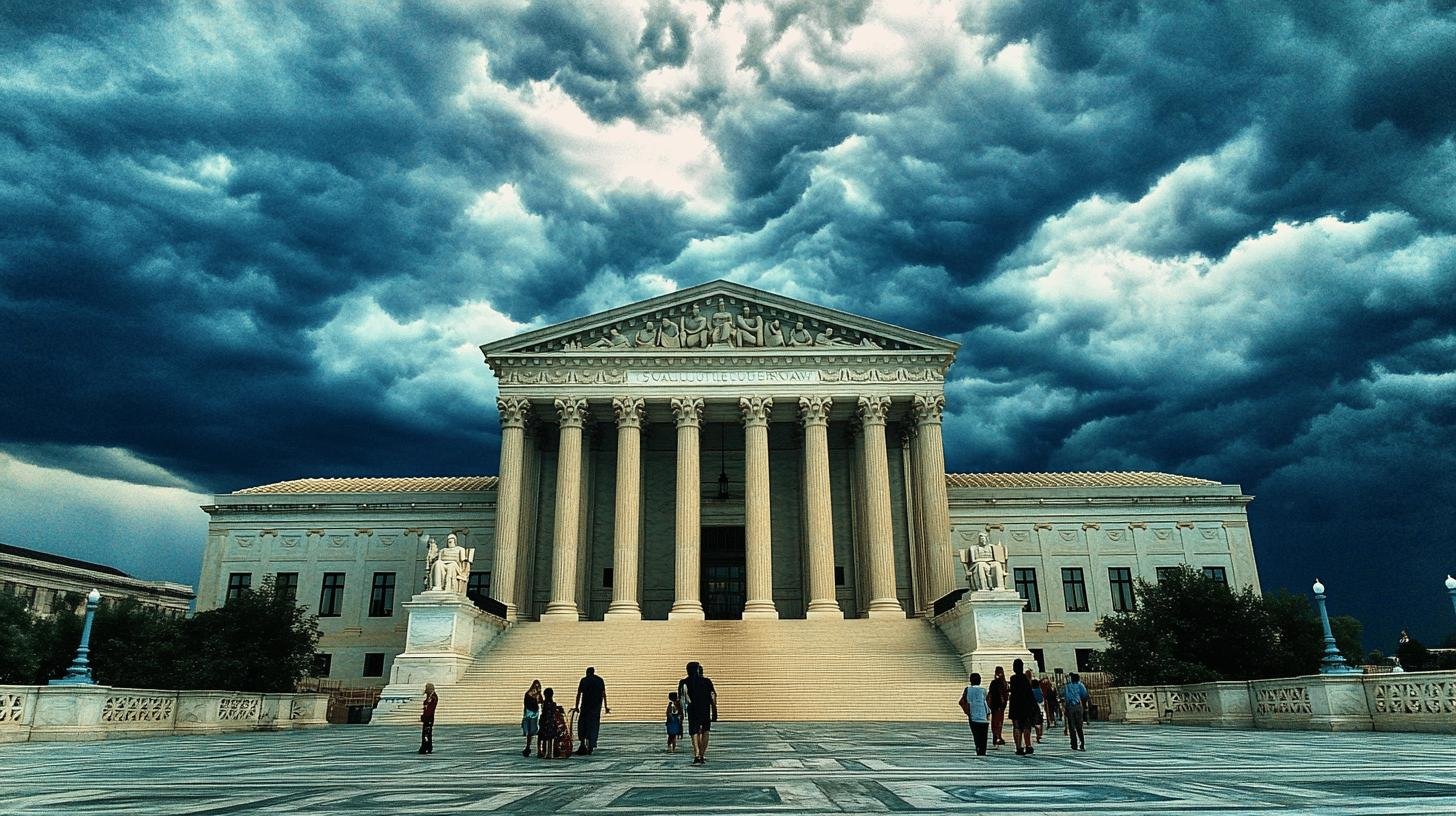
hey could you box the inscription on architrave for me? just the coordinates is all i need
[626,370,823,385]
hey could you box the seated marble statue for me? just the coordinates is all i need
[658,316,682,348]
[961,533,1009,592]
[765,318,787,347]
[787,320,813,346]
[735,305,765,347]
[681,306,708,348]
[633,319,659,347]
[426,533,474,594]
[709,298,736,346]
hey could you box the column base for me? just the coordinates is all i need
[805,600,844,619]
[865,599,905,619]
[603,602,642,621]
[668,601,704,620]
[540,603,582,622]
[742,601,779,620]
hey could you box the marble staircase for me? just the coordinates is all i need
[373,618,970,724]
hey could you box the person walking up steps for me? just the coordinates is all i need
[961,673,990,756]
[678,661,717,765]
[1063,672,1090,751]
[418,683,437,755]
[665,692,683,753]
[988,666,1008,747]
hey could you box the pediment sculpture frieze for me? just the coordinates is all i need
[553,296,893,352]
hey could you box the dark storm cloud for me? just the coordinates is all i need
[1,1,1453,644]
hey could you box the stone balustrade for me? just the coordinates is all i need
[0,684,329,743]
[1107,670,1456,733]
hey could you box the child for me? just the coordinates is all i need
[665,692,683,752]
[537,688,559,759]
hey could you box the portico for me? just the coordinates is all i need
[482,280,960,623]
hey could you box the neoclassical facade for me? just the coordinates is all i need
[199,281,1260,684]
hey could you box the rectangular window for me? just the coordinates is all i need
[368,573,396,617]
[466,572,490,604]
[1202,566,1228,586]
[311,653,332,678]
[1061,568,1089,612]
[1109,567,1136,612]
[1075,648,1098,673]
[226,573,252,604]
[1013,567,1040,612]
[834,565,845,586]
[319,573,345,617]
[275,572,299,603]
[362,653,385,677]
[602,568,613,588]
[1155,566,1181,583]
[1029,648,1046,673]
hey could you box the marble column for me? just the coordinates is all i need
[739,396,778,619]
[541,397,588,622]
[913,394,955,604]
[605,397,645,620]
[857,396,904,618]
[902,424,929,614]
[669,397,705,620]
[489,397,531,620]
[799,396,843,619]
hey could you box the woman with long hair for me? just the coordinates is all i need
[419,682,438,755]
[522,679,543,757]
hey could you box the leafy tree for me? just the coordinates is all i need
[179,576,321,693]
[1329,615,1364,667]
[89,599,187,689]
[1365,649,1386,666]
[1397,636,1433,671]
[0,592,44,683]
[1097,567,1323,685]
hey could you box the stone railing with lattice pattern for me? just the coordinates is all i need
[101,693,176,725]
[1254,683,1313,716]
[1,687,35,738]
[218,696,262,721]
[0,686,331,743]
[1369,676,1456,722]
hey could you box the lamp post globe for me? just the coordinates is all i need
[1311,578,1358,675]
[51,588,103,686]
[1447,575,1456,616]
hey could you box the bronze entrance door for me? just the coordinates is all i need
[701,526,746,620]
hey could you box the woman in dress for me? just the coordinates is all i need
[522,680,542,757]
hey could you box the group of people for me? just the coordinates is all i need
[960,660,1091,755]
[422,662,719,763]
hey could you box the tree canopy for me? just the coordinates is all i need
[1096,566,1324,685]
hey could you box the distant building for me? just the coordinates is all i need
[0,542,194,617]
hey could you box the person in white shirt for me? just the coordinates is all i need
[961,673,991,756]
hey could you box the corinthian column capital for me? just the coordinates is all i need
[611,397,646,428]
[912,394,946,425]
[497,396,532,429]
[670,397,704,428]
[739,396,774,428]
[798,395,832,427]
[554,397,589,429]
[856,395,892,426]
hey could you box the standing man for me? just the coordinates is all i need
[961,673,990,756]
[678,661,717,765]
[1063,672,1090,751]
[573,667,610,755]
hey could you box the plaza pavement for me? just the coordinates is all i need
[2,721,1453,814]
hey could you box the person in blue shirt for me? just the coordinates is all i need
[961,673,991,756]
[1062,673,1090,751]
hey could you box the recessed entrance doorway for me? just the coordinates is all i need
[701,526,746,620]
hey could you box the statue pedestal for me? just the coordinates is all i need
[932,589,1035,678]
[384,592,508,690]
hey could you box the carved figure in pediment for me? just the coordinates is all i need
[765,319,786,347]
[815,327,856,346]
[735,304,765,347]
[788,320,813,346]
[659,316,682,348]
[709,298,736,346]
[681,306,708,348]
[633,318,659,348]
[589,327,632,349]
[859,336,881,348]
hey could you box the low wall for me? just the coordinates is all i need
[1107,670,1456,733]
[0,685,330,743]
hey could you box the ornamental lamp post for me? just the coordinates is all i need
[1446,575,1456,617]
[51,589,102,686]
[1311,579,1359,675]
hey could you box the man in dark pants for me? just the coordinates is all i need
[678,661,717,765]
[1063,672,1090,751]
[574,667,609,754]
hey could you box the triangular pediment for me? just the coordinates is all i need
[480,280,959,358]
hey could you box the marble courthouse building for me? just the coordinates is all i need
[199,281,1260,688]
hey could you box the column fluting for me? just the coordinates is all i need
[605,397,645,620]
[857,396,904,618]
[669,397,706,620]
[541,397,588,621]
[913,394,955,604]
[740,396,778,619]
[800,395,843,619]
[489,397,531,620]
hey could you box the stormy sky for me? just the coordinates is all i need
[2,1,1453,649]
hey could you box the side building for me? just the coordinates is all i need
[1,542,194,618]
[198,470,1255,685]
